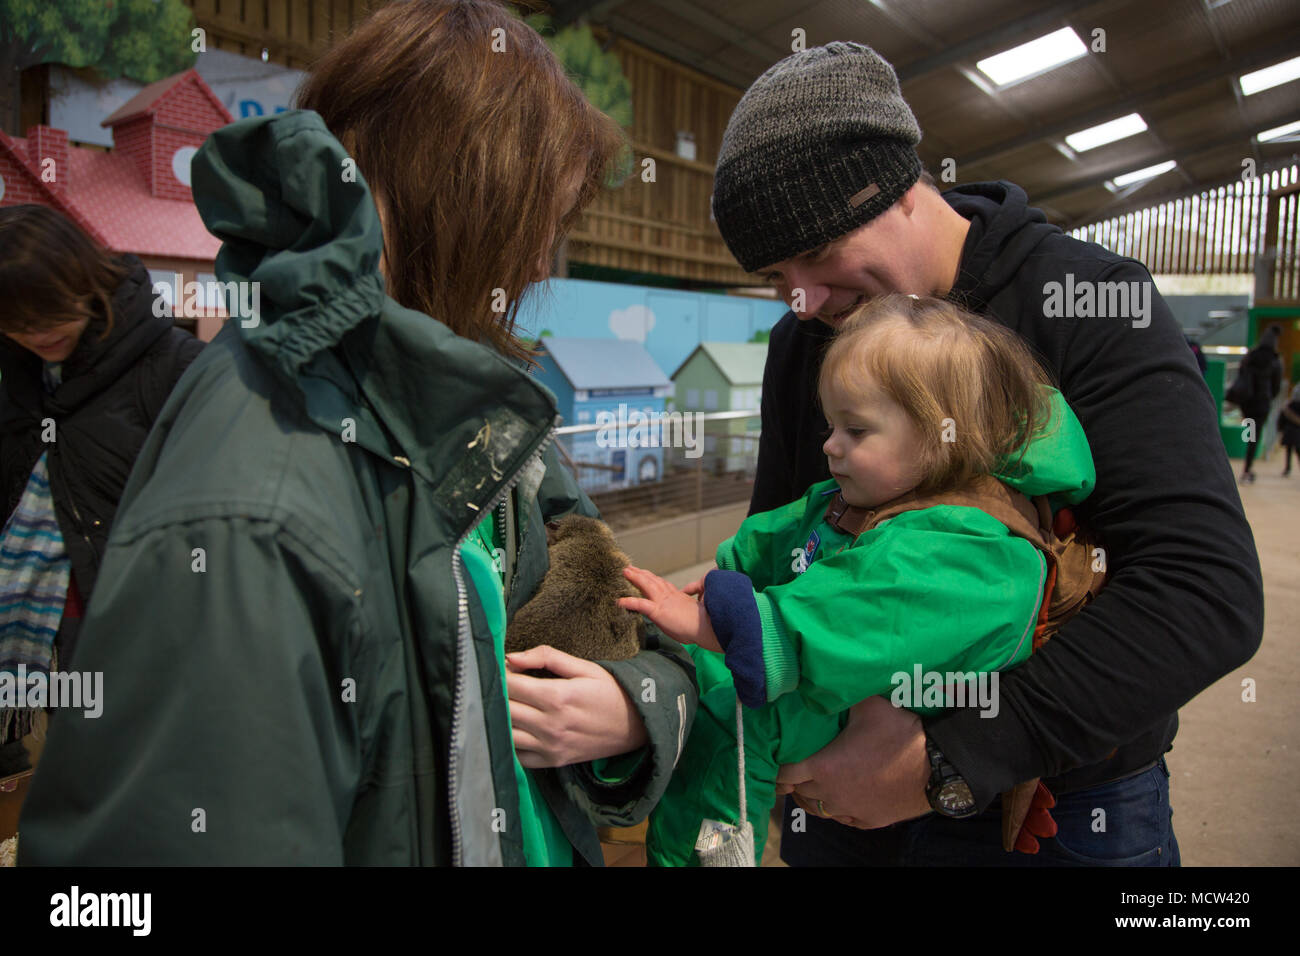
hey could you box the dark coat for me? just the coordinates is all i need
[1279,398,1300,448]
[0,255,204,665]
[751,181,1263,805]
[1237,341,1283,415]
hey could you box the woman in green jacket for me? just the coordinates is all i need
[18,0,695,866]
[621,296,1097,864]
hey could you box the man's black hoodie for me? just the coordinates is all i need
[752,181,1263,804]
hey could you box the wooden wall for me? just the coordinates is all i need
[185,0,385,68]
[183,1,753,286]
[569,37,750,286]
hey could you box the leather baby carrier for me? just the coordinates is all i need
[825,473,1109,852]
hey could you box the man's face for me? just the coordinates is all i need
[755,193,933,326]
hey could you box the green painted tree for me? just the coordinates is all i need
[516,12,634,183]
[1,0,196,131]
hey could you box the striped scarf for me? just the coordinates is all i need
[0,452,69,742]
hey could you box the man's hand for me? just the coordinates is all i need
[505,645,649,768]
[775,695,932,828]
[619,565,722,653]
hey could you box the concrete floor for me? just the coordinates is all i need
[663,459,1300,866]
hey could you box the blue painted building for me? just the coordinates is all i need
[533,338,673,493]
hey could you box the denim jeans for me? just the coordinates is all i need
[779,758,1179,866]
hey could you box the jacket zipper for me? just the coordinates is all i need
[447,419,558,866]
[49,439,94,553]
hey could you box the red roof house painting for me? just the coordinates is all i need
[0,69,233,341]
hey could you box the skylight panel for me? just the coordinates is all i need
[976,28,1088,86]
[1110,160,1177,189]
[1240,56,1300,95]
[1064,113,1148,152]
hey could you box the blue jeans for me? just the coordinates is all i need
[779,758,1179,866]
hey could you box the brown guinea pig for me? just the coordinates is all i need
[505,514,643,662]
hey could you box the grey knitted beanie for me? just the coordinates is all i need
[712,42,922,274]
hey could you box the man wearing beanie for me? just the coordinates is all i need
[710,42,1262,866]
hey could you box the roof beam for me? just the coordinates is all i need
[958,28,1300,169]
[1064,153,1300,229]
[1032,109,1300,204]
[654,0,792,66]
[602,17,755,90]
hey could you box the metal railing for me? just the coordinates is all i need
[554,409,761,532]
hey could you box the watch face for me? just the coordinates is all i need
[938,780,976,814]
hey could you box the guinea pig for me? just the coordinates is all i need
[505,514,643,662]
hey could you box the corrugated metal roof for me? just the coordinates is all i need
[540,337,672,389]
[550,0,1300,229]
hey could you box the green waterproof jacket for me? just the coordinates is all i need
[17,111,697,866]
[647,388,1095,864]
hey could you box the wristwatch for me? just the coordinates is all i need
[925,734,978,818]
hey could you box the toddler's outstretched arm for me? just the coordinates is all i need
[619,566,722,653]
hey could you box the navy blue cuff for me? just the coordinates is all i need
[702,569,765,709]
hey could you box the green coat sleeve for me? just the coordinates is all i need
[18,517,362,865]
[755,508,1046,716]
[715,482,831,589]
[533,444,699,825]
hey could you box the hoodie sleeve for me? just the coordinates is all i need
[927,257,1264,808]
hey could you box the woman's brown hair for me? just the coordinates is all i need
[820,294,1055,496]
[0,204,127,340]
[295,0,626,364]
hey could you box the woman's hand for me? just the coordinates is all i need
[619,565,722,653]
[504,645,649,768]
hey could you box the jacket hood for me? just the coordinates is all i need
[0,254,172,414]
[994,386,1094,506]
[191,110,387,382]
[190,110,559,494]
[946,182,1061,311]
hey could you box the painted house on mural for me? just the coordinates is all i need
[0,69,229,340]
[513,278,789,383]
[533,337,673,493]
[671,342,767,475]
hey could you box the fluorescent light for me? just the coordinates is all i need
[1064,113,1148,151]
[1258,119,1300,142]
[1110,160,1177,188]
[1240,56,1300,95]
[976,28,1088,86]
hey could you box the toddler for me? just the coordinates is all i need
[621,294,1099,865]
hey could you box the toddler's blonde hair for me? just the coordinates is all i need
[820,294,1054,496]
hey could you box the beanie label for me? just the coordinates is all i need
[848,183,881,208]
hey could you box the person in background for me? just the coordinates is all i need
[1278,382,1300,477]
[0,204,203,778]
[1185,333,1207,376]
[1237,324,1284,483]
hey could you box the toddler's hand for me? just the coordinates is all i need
[619,565,722,653]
